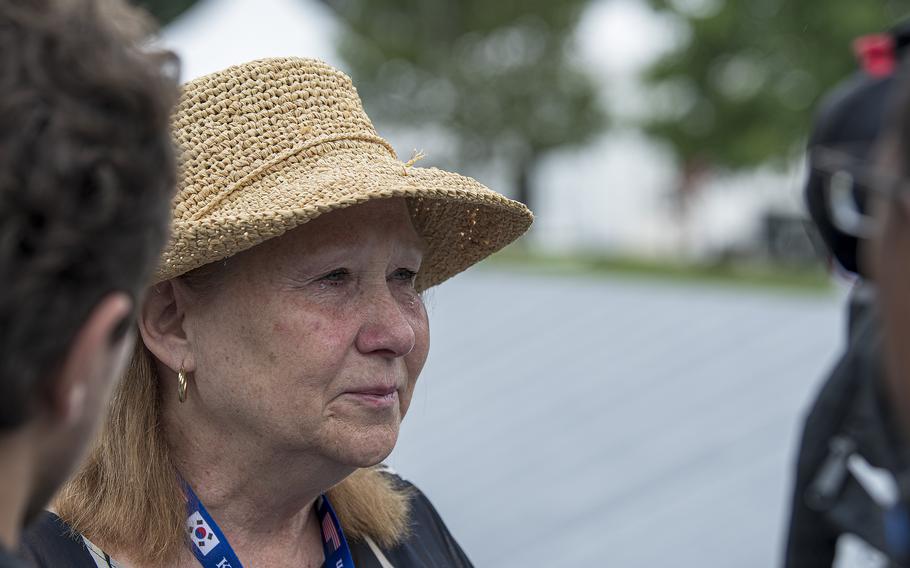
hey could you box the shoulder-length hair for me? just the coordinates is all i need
[55,340,411,564]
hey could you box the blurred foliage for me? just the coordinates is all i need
[642,0,910,171]
[490,248,832,293]
[130,0,198,25]
[321,0,605,208]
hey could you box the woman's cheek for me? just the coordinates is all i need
[410,293,429,340]
[407,317,430,380]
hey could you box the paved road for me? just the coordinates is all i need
[387,266,846,567]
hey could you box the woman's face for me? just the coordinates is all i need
[180,198,429,467]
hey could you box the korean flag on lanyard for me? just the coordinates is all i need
[187,511,221,556]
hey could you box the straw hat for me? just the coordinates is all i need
[158,57,533,290]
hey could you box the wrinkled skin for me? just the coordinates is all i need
[148,198,431,471]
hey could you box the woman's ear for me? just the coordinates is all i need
[138,280,195,373]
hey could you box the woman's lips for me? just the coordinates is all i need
[343,385,399,408]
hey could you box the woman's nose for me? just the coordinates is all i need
[354,286,417,358]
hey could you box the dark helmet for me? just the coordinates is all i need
[805,21,910,276]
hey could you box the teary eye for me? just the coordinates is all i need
[390,268,418,284]
[319,268,350,284]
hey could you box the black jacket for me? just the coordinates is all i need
[22,475,472,568]
[785,286,910,567]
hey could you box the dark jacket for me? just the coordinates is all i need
[785,286,910,567]
[22,474,472,568]
[0,547,26,568]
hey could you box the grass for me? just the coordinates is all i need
[484,248,835,294]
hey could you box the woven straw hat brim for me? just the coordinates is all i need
[157,142,532,290]
[161,57,533,288]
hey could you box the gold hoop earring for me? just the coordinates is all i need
[177,367,188,403]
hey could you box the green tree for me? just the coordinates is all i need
[642,0,909,176]
[321,0,605,210]
[131,0,198,26]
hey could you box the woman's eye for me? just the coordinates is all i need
[319,269,349,285]
[391,268,418,285]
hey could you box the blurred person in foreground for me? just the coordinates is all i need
[785,22,910,567]
[0,0,178,566]
[26,58,533,568]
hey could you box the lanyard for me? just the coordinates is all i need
[184,482,356,568]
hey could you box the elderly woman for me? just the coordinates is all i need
[24,58,531,567]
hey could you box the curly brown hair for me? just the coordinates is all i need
[0,0,178,429]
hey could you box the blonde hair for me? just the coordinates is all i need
[55,340,411,564]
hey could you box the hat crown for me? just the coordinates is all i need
[172,58,393,221]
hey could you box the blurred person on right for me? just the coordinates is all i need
[783,21,910,568]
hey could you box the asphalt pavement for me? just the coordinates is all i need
[388,266,845,567]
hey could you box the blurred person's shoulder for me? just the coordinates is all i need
[0,547,27,568]
[21,512,98,568]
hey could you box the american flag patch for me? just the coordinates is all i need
[322,512,340,551]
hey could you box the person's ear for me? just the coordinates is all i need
[45,292,133,426]
[138,279,195,374]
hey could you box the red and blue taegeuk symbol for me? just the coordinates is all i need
[192,518,215,547]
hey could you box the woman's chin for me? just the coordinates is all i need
[326,422,400,467]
